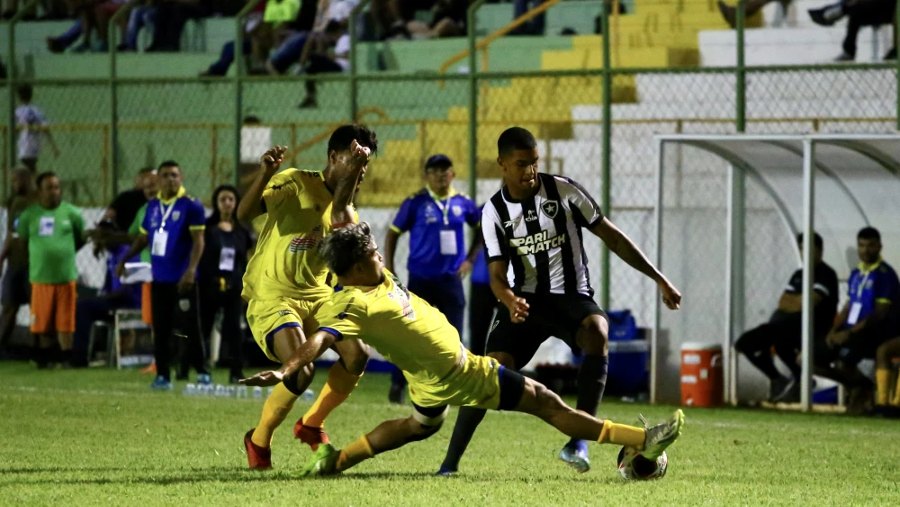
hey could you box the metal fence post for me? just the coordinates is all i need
[234,1,263,186]
[736,0,746,133]
[349,0,372,122]
[468,0,487,202]
[600,1,612,311]
[108,0,139,198]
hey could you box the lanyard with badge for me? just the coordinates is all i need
[847,269,872,325]
[429,190,457,256]
[151,199,177,256]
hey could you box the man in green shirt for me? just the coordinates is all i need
[17,172,85,367]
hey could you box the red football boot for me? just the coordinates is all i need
[244,428,272,470]
[293,418,330,451]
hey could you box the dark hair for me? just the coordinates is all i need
[158,160,180,171]
[319,222,374,276]
[16,84,33,102]
[36,171,57,189]
[208,184,241,224]
[796,232,823,250]
[137,166,156,175]
[327,124,378,157]
[497,126,536,156]
[858,226,880,242]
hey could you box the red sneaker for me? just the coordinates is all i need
[293,418,330,451]
[244,429,272,470]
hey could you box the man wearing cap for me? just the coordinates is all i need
[384,153,481,403]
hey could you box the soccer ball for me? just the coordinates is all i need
[616,446,668,480]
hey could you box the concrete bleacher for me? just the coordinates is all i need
[4,0,892,208]
[700,0,897,65]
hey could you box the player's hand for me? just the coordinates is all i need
[348,139,371,176]
[176,271,195,293]
[826,330,850,347]
[659,280,682,310]
[239,369,285,386]
[261,145,287,173]
[456,259,473,278]
[506,296,529,324]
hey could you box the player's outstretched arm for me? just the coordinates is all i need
[589,217,682,310]
[237,145,287,222]
[330,140,370,229]
[239,330,337,386]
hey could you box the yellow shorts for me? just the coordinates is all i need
[407,350,503,410]
[246,297,325,362]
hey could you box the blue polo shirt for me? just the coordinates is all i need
[140,187,206,284]
[844,258,900,327]
[391,187,479,280]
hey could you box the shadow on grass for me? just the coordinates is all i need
[3,467,600,485]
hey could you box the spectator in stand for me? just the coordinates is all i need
[117,160,210,390]
[146,1,243,52]
[734,232,838,403]
[808,0,897,61]
[0,168,36,359]
[196,185,252,384]
[372,0,466,40]
[383,154,480,403]
[70,0,129,52]
[822,227,900,414]
[201,0,320,77]
[118,1,156,51]
[510,0,547,36]
[716,0,791,28]
[17,172,85,368]
[15,84,59,173]
[296,19,349,108]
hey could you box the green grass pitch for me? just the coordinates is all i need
[1,361,898,505]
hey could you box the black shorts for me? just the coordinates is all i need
[1,264,30,307]
[485,292,606,369]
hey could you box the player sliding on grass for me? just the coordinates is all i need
[237,126,377,470]
[241,223,684,477]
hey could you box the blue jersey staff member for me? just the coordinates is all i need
[118,161,211,390]
[383,154,480,403]
[823,226,900,413]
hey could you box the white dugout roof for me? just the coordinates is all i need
[653,134,900,411]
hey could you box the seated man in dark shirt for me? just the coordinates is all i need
[735,232,839,403]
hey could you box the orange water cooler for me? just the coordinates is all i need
[680,343,723,407]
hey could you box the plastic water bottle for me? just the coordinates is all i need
[252,386,263,399]
[302,388,315,401]
[236,386,249,399]
[182,383,197,397]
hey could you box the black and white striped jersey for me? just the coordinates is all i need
[482,173,604,296]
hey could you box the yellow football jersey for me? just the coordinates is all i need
[242,168,340,302]
[316,270,502,409]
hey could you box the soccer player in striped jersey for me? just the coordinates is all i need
[239,222,684,477]
[237,125,376,470]
[437,126,682,475]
